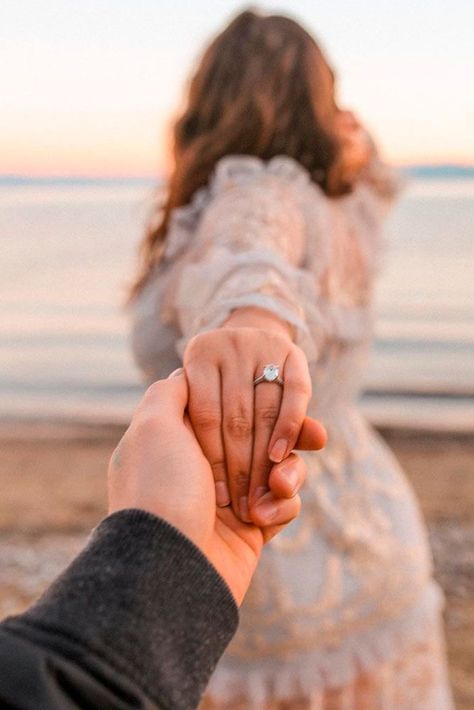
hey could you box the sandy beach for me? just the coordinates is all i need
[0,423,472,708]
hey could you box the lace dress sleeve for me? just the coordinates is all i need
[168,156,318,361]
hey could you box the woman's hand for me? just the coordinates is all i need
[108,371,326,604]
[182,315,323,522]
[334,110,373,180]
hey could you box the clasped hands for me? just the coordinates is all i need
[109,324,325,604]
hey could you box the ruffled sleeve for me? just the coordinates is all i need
[167,156,318,362]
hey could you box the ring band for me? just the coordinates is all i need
[253,363,284,387]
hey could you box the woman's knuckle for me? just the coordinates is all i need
[225,414,252,439]
[188,331,208,349]
[192,407,220,430]
[184,332,214,361]
[234,470,250,491]
[280,417,301,438]
[291,342,306,358]
[257,404,280,423]
[254,461,271,482]
[211,460,227,479]
[289,378,311,397]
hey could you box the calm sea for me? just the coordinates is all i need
[1,177,473,431]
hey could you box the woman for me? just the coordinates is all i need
[128,9,453,709]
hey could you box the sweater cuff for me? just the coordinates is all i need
[4,509,239,710]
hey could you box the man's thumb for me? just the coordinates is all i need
[139,369,188,419]
[168,367,185,379]
[165,368,189,412]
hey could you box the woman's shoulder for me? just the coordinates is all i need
[209,154,398,221]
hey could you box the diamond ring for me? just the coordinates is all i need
[253,363,284,387]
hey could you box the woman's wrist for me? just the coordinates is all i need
[223,306,294,341]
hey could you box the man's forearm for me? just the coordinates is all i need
[0,510,238,710]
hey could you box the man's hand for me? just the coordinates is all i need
[108,370,326,604]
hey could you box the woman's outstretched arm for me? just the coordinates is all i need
[175,162,318,522]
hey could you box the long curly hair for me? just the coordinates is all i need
[129,8,350,300]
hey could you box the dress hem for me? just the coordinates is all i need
[203,581,446,705]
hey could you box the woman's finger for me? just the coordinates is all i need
[248,418,324,514]
[186,363,229,507]
[221,360,256,522]
[267,346,312,464]
[248,359,285,508]
[267,452,306,500]
[250,491,302,529]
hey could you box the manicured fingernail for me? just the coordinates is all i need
[279,464,299,493]
[255,500,278,523]
[239,496,251,523]
[269,438,288,463]
[168,367,184,378]
[215,481,230,507]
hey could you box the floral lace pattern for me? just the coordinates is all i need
[130,154,453,708]
[201,622,452,709]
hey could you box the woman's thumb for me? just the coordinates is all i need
[294,416,327,451]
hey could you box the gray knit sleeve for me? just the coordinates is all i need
[2,509,239,709]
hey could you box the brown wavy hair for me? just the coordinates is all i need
[129,8,351,300]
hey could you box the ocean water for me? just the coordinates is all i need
[0,178,473,430]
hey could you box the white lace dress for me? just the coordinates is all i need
[130,154,453,709]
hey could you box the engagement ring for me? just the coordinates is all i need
[253,363,284,387]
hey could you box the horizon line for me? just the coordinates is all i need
[1,162,474,183]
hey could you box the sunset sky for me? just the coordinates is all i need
[1,0,473,177]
